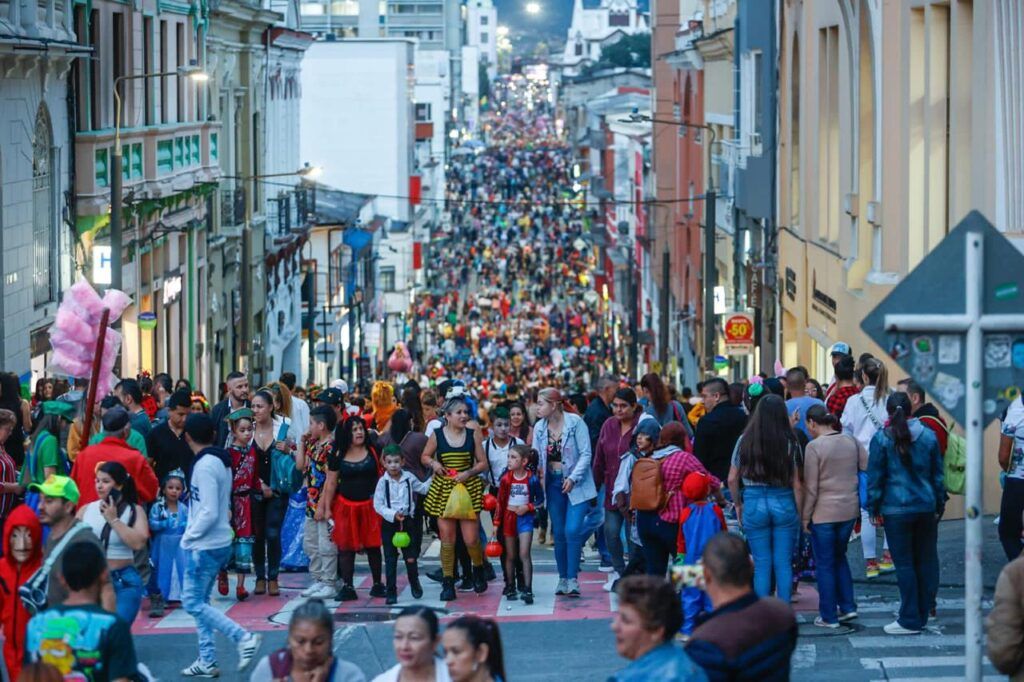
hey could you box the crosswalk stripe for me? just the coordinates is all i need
[859,655,993,669]
[154,592,235,629]
[792,643,817,669]
[849,634,964,649]
[488,574,558,617]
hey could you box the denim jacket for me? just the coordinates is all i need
[533,412,597,506]
[608,642,708,682]
[866,419,945,517]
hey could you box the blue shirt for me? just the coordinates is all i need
[608,642,708,682]
[786,396,825,437]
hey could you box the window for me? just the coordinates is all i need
[574,41,583,56]
[609,11,629,27]
[380,266,396,292]
[73,6,89,130]
[160,21,169,124]
[176,23,185,123]
[90,9,101,130]
[817,27,840,244]
[740,50,763,156]
[143,17,154,125]
[480,31,488,44]
[33,106,54,307]
[480,15,488,25]
[415,102,432,121]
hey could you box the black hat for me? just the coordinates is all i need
[184,413,215,445]
[316,388,344,406]
[101,406,130,432]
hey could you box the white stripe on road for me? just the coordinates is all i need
[792,643,816,669]
[490,574,558,617]
[860,655,993,669]
[850,635,964,649]
[869,678,1003,682]
[155,593,235,629]
[423,539,440,558]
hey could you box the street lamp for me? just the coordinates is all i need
[525,2,541,15]
[620,107,719,375]
[110,62,209,295]
[221,163,324,378]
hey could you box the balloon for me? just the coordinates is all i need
[392,531,411,549]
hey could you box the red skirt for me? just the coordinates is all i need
[331,495,382,551]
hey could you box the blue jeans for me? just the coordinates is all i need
[110,565,144,624]
[742,486,799,602]
[809,519,857,623]
[183,546,248,664]
[883,511,939,631]
[546,469,588,579]
[584,486,611,562]
[636,510,677,578]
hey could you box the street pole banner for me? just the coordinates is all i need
[722,311,755,355]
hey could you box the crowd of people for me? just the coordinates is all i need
[0,74,1022,682]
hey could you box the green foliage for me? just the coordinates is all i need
[594,32,651,69]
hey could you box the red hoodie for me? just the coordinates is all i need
[0,504,43,679]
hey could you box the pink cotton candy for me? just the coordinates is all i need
[101,289,132,322]
[774,360,786,378]
[65,280,106,325]
[55,308,93,340]
[49,349,93,377]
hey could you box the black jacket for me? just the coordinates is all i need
[583,397,612,456]
[686,592,797,681]
[693,402,747,481]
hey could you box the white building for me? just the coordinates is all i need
[0,0,82,379]
[465,0,497,80]
[301,39,414,223]
[560,0,649,78]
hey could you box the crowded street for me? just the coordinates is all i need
[1,1,1023,681]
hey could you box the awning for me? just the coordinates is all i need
[343,226,373,255]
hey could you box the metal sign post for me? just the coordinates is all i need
[863,213,1024,682]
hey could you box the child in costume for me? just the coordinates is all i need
[494,445,544,604]
[147,470,189,616]
[219,409,258,601]
[373,445,432,605]
[0,504,42,679]
[675,471,726,634]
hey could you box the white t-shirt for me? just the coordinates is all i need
[1001,396,1024,479]
[507,473,531,507]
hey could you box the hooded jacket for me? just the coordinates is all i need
[181,446,234,551]
[0,504,43,679]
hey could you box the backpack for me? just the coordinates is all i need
[940,423,967,496]
[630,457,667,512]
[270,418,303,496]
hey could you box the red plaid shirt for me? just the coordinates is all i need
[659,448,721,523]
[826,385,860,419]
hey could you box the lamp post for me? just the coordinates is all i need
[621,110,718,375]
[222,163,322,376]
[112,64,209,296]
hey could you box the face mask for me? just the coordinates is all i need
[11,526,33,564]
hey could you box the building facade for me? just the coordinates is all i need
[559,0,649,78]
[465,0,497,80]
[73,0,219,386]
[777,0,1024,512]
[0,0,81,380]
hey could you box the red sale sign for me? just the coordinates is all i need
[723,311,755,355]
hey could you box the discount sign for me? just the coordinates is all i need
[723,311,755,355]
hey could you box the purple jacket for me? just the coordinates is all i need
[592,414,639,510]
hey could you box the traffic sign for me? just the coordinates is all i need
[861,211,1024,428]
[314,341,336,363]
[860,210,1024,682]
[722,311,755,355]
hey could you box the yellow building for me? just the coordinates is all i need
[777,0,1024,512]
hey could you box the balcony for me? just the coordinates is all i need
[0,0,76,44]
[75,120,222,218]
[221,187,246,228]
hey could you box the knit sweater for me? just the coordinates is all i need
[802,432,868,526]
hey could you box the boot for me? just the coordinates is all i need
[385,558,398,605]
[148,594,165,618]
[473,565,488,594]
[439,578,457,602]
[483,561,497,582]
[407,562,424,600]
[538,527,547,545]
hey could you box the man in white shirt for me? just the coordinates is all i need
[482,407,524,489]
[279,372,309,439]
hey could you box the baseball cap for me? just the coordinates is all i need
[101,406,131,432]
[329,379,349,394]
[317,388,345,406]
[830,342,852,356]
[28,474,80,504]
[41,401,76,421]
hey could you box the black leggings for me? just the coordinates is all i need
[252,495,287,580]
[338,547,383,587]
[999,477,1024,561]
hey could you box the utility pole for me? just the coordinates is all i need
[659,248,670,375]
[703,189,717,373]
[628,248,638,380]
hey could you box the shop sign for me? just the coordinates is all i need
[162,276,182,306]
[363,322,382,349]
[722,311,755,355]
[92,246,112,285]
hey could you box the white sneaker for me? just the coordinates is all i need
[236,632,262,671]
[603,571,620,592]
[300,583,320,598]
[883,621,921,635]
[555,578,568,595]
[181,659,219,677]
[566,578,581,596]
[308,583,335,599]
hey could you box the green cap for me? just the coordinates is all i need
[41,401,76,421]
[28,475,81,504]
[227,407,254,422]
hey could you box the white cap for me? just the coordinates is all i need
[330,379,349,394]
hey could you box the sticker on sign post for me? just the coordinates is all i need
[932,372,965,410]
[938,335,961,365]
[984,335,1012,369]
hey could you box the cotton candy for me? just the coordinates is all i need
[64,280,106,325]
[54,308,93,340]
[101,288,132,322]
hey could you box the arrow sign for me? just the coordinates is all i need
[861,211,1024,428]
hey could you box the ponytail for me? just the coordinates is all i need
[861,357,890,405]
[886,392,913,467]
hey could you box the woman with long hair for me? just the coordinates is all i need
[508,402,532,445]
[728,394,804,602]
[77,461,150,623]
[533,387,596,597]
[422,395,489,601]
[639,373,688,429]
[329,415,385,601]
[593,387,642,588]
[0,372,30,468]
[387,408,430,482]
[866,392,944,635]
[840,355,894,577]
[249,389,290,596]
[442,616,506,682]
[803,405,867,628]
